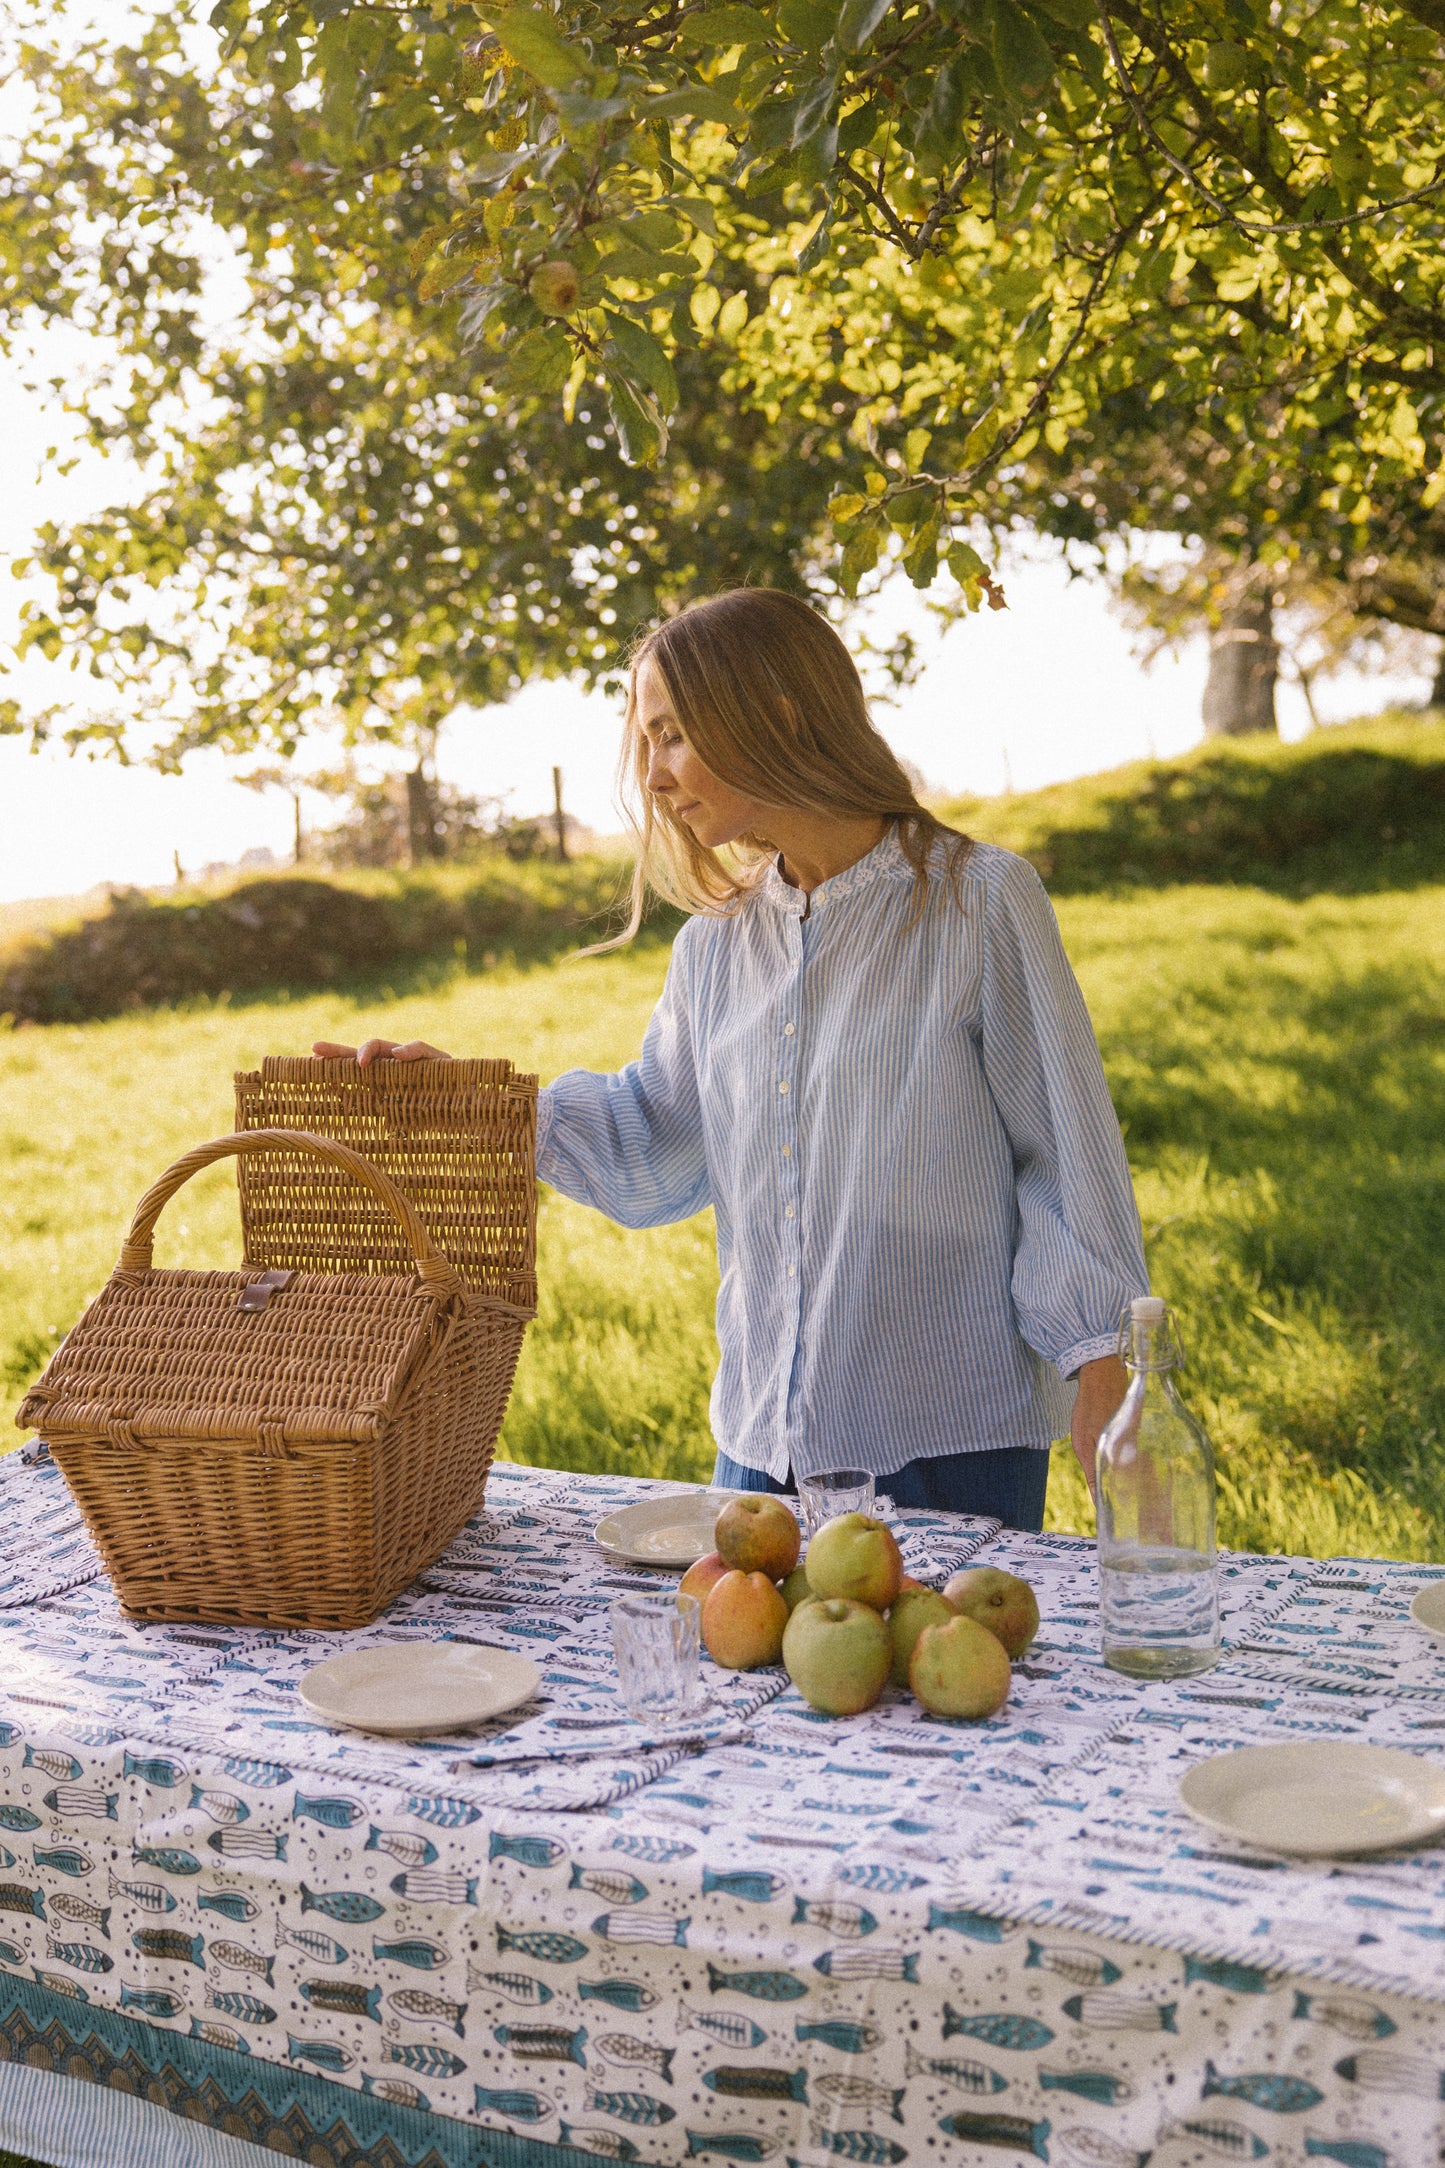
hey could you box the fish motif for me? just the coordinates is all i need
[497,1925,589,1965]
[837,1863,925,1894]
[1202,2061,1324,2112]
[131,1844,200,1877]
[208,1830,287,1860]
[560,2124,639,2159]
[207,1989,277,2025]
[44,1788,116,1819]
[810,2129,907,2163]
[1063,1994,1176,2034]
[925,1905,1013,1943]
[681,2004,768,2050]
[0,1886,45,1921]
[490,1833,565,1869]
[580,1979,659,2011]
[404,1796,484,1829]
[470,1967,555,2004]
[597,2032,674,2081]
[373,1935,450,1972]
[942,2008,1054,2052]
[198,1889,262,1925]
[300,1977,383,2021]
[1025,1942,1122,1988]
[572,1868,649,1905]
[611,1834,695,1863]
[32,1849,93,1880]
[208,1939,274,1985]
[122,1752,186,1787]
[133,1929,205,1967]
[278,1925,347,1965]
[293,1790,365,1830]
[0,1940,26,1966]
[703,1871,787,1904]
[904,2047,1006,2094]
[108,1870,174,1915]
[32,1968,88,2002]
[189,2020,250,2054]
[45,1939,112,1974]
[585,2087,676,2126]
[814,1949,918,1983]
[474,2087,552,2121]
[592,1911,688,1946]
[0,1726,22,1749]
[121,1986,184,2018]
[1184,1956,1279,1995]
[1303,2139,1396,2168]
[1037,2067,1132,2105]
[189,1787,249,1825]
[1157,2119,1269,2159]
[496,2021,590,2066]
[793,1899,876,1938]
[796,2020,882,2055]
[0,1808,41,1834]
[24,1747,82,1782]
[361,2076,431,2110]
[814,2075,906,2121]
[366,1825,439,1869]
[684,2136,778,2162]
[222,1757,292,1787]
[704,2067,808,2103]
[385,2040,467,2077]
[49,1895,109,1938]
[388,1988,467,2035]
[286,2034,356,2073]
[1053,2133,1150,2168]
[937,2113,1049,2158]
[708,1963,808,2003]
[1292,1991,1397,2041]
[390,1870,477,1905]
[1333,2050,1444,2098]
[301,1885,384,1924]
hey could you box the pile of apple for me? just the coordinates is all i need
[679,1496,1039,1721]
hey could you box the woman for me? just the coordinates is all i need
[317,589,1147,1531]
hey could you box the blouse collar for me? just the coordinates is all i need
[757,823,913,918]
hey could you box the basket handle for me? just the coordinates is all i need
[116,1129,466,1300]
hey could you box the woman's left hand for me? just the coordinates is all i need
[1071,1354,1128,1502]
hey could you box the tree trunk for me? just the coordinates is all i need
[1432,641,1445,710]
[1202,588,1279,737]
[552,765,568,863]
[405,765,445,863]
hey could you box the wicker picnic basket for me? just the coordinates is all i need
[16,1057,537,1630]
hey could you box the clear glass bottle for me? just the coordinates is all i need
[1096,1295,1220,1678]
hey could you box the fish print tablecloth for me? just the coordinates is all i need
[1,1450,1444,2168]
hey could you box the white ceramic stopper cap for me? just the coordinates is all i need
[1131,1295,1167,1323]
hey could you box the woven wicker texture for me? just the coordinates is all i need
[234,1055,537,1307]
[17,1126,535,1631]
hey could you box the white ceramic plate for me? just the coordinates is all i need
[1410,1580,1445,1641]
[299,1642,541,1737]
[593,1489,751,1570]
[1179,1740,1445,1858]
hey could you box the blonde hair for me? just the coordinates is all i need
[596,589,972,948]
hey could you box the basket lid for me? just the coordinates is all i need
[18,1266,445,1449]
[234,1056,536,1305]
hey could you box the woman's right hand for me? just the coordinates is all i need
[312,1038,455,1068]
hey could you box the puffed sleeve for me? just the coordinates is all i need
[535,919,710,1228]
[977,850,1148,1377]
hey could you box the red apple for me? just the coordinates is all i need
[805,1513,903,1611]
[783,1597,891,1715]
[886,1586,957,1689]
[716,1496,801,1581]
[679,1551,729,1606]
[910,1613,1012,1719]
[942,1567,1040,1658]
[702,1570,789,1670]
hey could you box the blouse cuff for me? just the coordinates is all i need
[534,1084,556,1176]
[1058,1334,1122,1382]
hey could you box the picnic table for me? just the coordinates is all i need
[1,1450,1443,2168]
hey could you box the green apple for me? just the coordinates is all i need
[702,1570,788,1670]
[716,1496,801,1581]
[780,1562,814,1613]
[886,1586,956,1689]
[910,1613,1012,1719]
[942,1567,1040,1658]
[805,1513,903,1610]
[783,1597,891,1715]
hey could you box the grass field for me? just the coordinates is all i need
[3,867,1441,1559]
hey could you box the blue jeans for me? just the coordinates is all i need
[711,1446,1051,1533]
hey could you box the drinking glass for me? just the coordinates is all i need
[798,1467,875,1540]
[610,1592,702,1722]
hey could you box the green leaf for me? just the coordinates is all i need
[828,491,869,521]
[837,0,893,51]
[554,90,633,125]
[603,311,680,411]
[988,0,1055,102]
[484,7,592,91]
[647,86,742,124]
[494,327,574,394]
[839,518,883,595]
[947,541,985,582]
[791,67,841,145]
[689,6,774,45]
[605,370,665,464]
[777,0,835,48]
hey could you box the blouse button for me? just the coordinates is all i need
[778,1081,790,1094]
[783,1022,796,1035]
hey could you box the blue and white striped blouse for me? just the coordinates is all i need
[536,829,1148,1482]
